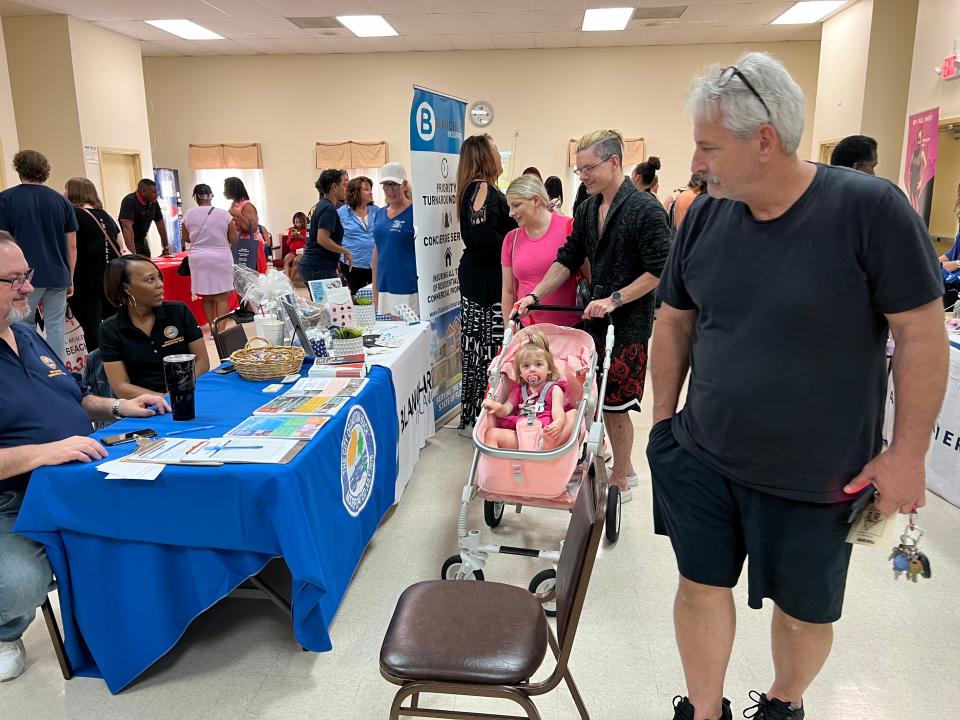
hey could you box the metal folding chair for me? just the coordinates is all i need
[211,311,249,361]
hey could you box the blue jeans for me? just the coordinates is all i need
[0,491,53,641]
[24,286,69,363]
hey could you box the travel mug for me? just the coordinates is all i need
[163,354,197,421]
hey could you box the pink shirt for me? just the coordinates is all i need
[501,213,580,327]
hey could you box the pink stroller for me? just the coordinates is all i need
[442,313,621,611]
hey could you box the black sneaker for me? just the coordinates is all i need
[742,691,804,719]
[672,695,733,720]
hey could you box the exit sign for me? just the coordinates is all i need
[944,54,959,80]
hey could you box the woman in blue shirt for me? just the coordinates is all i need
[337,176,380,295]
[372,163,418,318]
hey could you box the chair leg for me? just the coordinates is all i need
[562,669,590,720]
[40,597,72,680]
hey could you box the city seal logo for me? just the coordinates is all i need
[40,355,58,371]
[341,405,376,517]
[163,325,179,339]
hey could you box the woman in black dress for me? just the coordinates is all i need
[64,177,124,351]
[456,134,517,434]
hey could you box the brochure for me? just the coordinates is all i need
[226,415,329,440]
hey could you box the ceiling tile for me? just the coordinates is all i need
[660,25,712,44]
[492,32,535,49]
[534,31,579,48]
[148,0,236,22]
[531,10,582,32]
[405,33,455,50]
[423,0,476,11]
[617,26,668,45]
[437,12,485,34]
[533,0,582,8]
[256,0,325,14]
[194,39,258,54]
[152,39,222,55]
[384,13,446,35]
[202,0,275,19]
[449,33,493,50]
[94,20,182,41]
[680,3,735,22]
[370,0,427,11]
[719,2,793,26]
[365,35,415,51]
[238,17,309,38]
[577,32,620,47]
[320,37,373,52]
[485,0,533,10]
[233,38,299,53]
[747,23,797,41]
[277,38,333,52]
[310,0,375,12]
[483,11,534,34]
[140,41,183,56]
[702,25,755,43]
[790,23,822,40]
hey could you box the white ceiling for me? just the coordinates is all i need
[0,0,839,56]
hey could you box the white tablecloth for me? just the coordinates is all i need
[368,323,436,502]
[885,337,960,507]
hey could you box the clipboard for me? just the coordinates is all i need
[121,437,308,465]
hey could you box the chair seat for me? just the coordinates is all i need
[380,580,548,686]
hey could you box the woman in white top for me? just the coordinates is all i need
[182,183,238,325]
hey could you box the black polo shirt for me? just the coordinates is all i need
[118,191,163,256]
[99,301,203,393]
[0,323,92,493]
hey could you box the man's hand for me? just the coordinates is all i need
[37,436,107,466]
[122,394,171,417]
[341,248,354,270]
[66,285,74,298]
[844,447,926,515]
[583,297,616,319]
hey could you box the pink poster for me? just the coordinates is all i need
[903,107,939,225]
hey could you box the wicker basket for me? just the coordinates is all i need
[230,337,304,381]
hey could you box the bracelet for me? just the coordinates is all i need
[527,292,540,304]
[111,399,124,420]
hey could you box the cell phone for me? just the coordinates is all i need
[213,363,236,375]
[102,429,157,446]
[846,484,877,524]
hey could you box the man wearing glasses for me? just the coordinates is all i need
[0,232,169,681]
[515,129,672,504]
[649,52,946,720]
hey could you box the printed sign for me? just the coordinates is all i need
[903,107,939,226]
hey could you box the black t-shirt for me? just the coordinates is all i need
[301,198,343,270]
[458,181,517,305]
[99,301,203,393]
[118,192,163,256]
[0,184,79,288]
[73,206,121,285]
[659,164,943,503]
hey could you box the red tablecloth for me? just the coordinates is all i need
[153,252,238,326]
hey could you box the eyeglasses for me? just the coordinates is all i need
[574,155,612,177]
[718,66,772,121]
[0,268,34,292]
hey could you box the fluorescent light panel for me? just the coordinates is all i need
[772,1,846,25]
[336,15,398,37]
[582,7,634,32]
[145,19,223,40]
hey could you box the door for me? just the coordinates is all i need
[99,149,141,220]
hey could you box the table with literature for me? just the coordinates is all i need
[14,366,399,693]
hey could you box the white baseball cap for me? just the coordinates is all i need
[381,162,407,184]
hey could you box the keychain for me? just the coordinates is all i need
[888,511,932,583]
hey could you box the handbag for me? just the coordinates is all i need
[80,207,129,259]
[178,207,216,277]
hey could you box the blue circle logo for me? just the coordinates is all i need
[341,405,376,517]
[416,101,436,141]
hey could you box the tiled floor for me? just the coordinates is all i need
[8,385,960,719]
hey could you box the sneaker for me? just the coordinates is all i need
[672,695,732,720]
[627,472,639,487]
[457,424,475,438]
[0,639,26,682]
[742,691,804,719]
[616,485,633,504]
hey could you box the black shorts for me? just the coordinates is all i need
[595,338,648,414]
[646,419,854,624]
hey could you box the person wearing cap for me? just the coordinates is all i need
[372,162,418,317]
[300,169,352,282]
[181,184,238,326]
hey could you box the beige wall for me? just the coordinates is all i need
[68,17,154,201]
[2,15,84,189]
[0,16,18,190]
[145,41,820,234]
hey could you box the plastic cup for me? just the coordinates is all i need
[254,316,286,346]
[163,354,196,421]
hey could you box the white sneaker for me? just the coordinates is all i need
[617,486,633,504]
[626,473,639,487]
[0,639,26,682]
[457,424,475,438]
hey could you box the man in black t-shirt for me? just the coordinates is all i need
[649,53,947,720]
[118,179,169,257]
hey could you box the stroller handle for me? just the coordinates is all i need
[508,302,586,323]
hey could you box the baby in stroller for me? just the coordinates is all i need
[481,330,578,450]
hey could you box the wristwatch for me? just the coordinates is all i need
[527,292,540,304]
[611,290,624,308]
[111,399,124,420]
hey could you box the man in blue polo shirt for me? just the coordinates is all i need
[0,232,169,682]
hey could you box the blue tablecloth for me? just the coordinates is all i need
[14,366,398,693]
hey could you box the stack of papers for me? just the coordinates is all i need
[226,415,329,439]
[253,377,368,416]
[122,437,303,465]
[98,459,165,481]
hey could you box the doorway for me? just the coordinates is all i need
[98,148,141,218]
[928,121,960,257]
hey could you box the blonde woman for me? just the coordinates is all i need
[501,175,579,328]
[372,162,417,316]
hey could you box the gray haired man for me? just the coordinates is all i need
[649,52,947,720]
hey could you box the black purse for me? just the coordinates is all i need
[176,256,190,276]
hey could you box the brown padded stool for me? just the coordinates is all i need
[380,580,548,685]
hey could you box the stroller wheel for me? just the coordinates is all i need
[441,554,485,581]
[606,485,621,543]
[484,500,505,528]
[529,569,557,618]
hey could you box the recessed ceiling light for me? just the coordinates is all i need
[772,1,846,25]
[336,15,398,37]
[582,7,634,32]
[145,19,224,40]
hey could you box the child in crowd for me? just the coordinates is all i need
[482,331,576,450]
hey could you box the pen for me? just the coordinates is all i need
[205,445,264,452]
[165,425,215,436]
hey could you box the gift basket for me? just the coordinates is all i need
[230,337,304,380]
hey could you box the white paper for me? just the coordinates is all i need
[181,437,298,464]
[98,459,165,481]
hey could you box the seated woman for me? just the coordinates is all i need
[100,255,210,399]
[283,212,308,282]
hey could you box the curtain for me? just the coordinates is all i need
[188,143,262,169]
[315,141,388,169]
